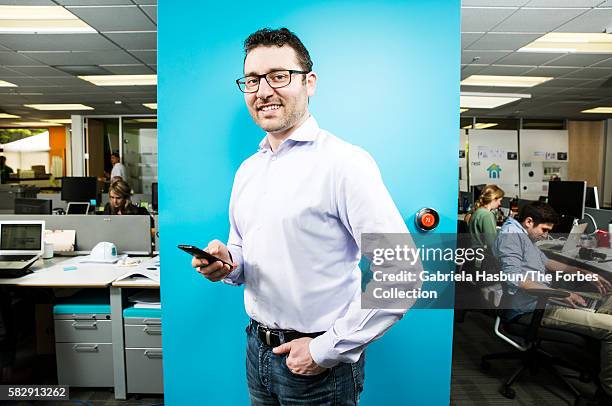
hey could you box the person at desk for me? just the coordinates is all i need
[0,156,13,184]
[468,184,504,252]
[103,179,149,215]
[495,201,612,403]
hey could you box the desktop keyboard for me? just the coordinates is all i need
[537,243,564,251]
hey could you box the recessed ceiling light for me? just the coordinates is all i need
[2,121,62,127]
[0,113,20,119]
[78,74,157,86]
[462,123,499,130]
[519,33,612,53]
[0,80,17,87]
[461,75,553,88]
[24,104,93,111]
[115,100,122,104]
[41,119,72,124]
[581,107,612,113]
[143,103,157,110]
[0,6,96,34]
[460,92,530,109]
[125,118,157,123]
[460,108,469,113]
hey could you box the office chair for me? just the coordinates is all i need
[455,220,502,323]
[481,288,600,405]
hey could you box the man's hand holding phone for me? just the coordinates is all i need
[186,240,236,282]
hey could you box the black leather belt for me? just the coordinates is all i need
[250,319,324,347]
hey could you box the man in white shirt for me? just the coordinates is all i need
[192,27,414,405]
[110,153,126,182]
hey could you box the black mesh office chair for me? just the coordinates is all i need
[481,288,600,405]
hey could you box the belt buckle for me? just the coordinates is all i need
[265,330,271,346]
[257,323,273,346]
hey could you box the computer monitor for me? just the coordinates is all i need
[152,182,158,212]
[547,180,586,220]
[66,202,90,215]
[61,177,97,203]
[470,184,485,204]
[14,198,52,214]
[585,186,599,209]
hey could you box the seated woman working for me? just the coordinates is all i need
[468,184,504,252]
[104,179,149,215]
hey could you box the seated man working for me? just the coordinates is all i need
[495,201,612,404]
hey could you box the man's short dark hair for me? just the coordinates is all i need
[111,152,120,159]
[517,201,559,226]
[243,28,313,72]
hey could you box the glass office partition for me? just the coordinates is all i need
[121,117,158,194]
[83,117,119,179]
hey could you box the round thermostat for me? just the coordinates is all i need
[415,208,440,231]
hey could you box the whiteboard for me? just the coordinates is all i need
[519,129,568,200]
[468,129,519,197]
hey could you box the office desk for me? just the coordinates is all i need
[0,256,157,400]
[539,245,612,275]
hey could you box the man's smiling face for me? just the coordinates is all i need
[243,45,315,137]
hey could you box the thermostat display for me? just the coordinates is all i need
[415,208,440,231]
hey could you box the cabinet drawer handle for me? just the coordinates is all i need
[143,326,161,335]
[73,344,99,353]
[72,321,97,330]
[143,319,161,326]
[144,350,162,359]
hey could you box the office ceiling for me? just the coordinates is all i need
[462,0,612,119]
[0,0,156,124]
[0,1,611,122]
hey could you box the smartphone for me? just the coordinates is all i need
[177,244,233,268]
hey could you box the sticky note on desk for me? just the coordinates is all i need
[63,266,78,271]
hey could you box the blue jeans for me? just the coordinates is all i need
[246,323,365,405]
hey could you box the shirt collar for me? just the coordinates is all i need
[504,216,527,234]
[258,115,319,151]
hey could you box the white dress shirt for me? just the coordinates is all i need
[111,162,126,180]
[225,116,411,368]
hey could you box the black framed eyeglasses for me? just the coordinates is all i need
[236,70,310,93]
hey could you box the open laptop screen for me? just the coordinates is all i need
[1,224,43,251]
[66,202,90,215]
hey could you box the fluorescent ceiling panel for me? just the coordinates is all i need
[0,80,17,87]
[78,74,157,86]
[24,104,93,111]
[461,75,553,87]
[5,121,62,127]
[460,108,469,113]
[143,103,157,109]
[581,107,612,113]
[519,33,612,53]
[42,119,72,124]
[474,123,498,129]
[460,95,521,109]
[0,6,96,34]
[0,113,20,119]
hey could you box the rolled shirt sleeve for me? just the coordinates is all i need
[223,173,245,286]
[309,147,418,368]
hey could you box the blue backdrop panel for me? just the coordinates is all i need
[159,1,459,404]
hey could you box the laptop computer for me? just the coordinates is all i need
[66,202,90,215]
[550,291,610,313]
[0,220,45,278]
[539,223,588,252]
